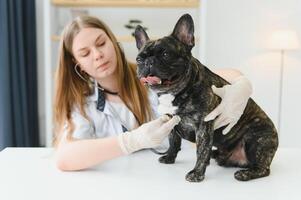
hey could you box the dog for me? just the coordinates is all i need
[134,14,278,182]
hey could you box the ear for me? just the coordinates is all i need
[134,25,150,50]
[172,14,195,48]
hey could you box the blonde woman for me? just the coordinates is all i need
[54,16,252,171]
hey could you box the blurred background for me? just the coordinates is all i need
[0,0,300,150]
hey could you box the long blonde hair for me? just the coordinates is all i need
[53,15,153,146]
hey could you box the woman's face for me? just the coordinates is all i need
[72,27,118,80]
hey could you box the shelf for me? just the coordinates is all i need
[51,0,200,7]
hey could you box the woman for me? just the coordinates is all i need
[54,15,252,171]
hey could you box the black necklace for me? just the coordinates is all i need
[98,84,119,96]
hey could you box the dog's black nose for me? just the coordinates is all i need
[145,57,155,68]
[145,60,153,68]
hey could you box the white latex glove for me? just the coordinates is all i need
[117,115,181,154]
[204,76,252,135]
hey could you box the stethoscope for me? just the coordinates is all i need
[74,63,119,96]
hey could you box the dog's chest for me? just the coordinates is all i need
[157,94,197,141]
[157,94,178,115]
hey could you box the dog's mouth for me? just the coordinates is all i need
[139,75,178,86]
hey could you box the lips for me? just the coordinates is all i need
[97,61,109,69]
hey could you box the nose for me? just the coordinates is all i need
[92,47,104,61]
[145,57,157,76]
[145,58,154,68]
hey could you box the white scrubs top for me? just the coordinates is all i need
[66,83,160,140]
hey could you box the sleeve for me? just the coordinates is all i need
[148,88,161,119]
[62,108,95,140]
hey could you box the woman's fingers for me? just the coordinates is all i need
[222,121,237,135]
[204,104,223,122]
[214,115,230,130]
[160,115,181,133]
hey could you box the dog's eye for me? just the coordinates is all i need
[163,52,169,58]
[136,57,143,63]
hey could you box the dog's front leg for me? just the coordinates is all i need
[159,128,182,164]
[185,122,214,182]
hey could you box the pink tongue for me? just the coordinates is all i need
[140,76,161,85]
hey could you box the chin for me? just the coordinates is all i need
[97,66,117,79]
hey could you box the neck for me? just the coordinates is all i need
[96,75,119,95]
[159,60,204,98]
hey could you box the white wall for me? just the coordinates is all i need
[36,0,55,147]
[35,0,45,146]
[201,0,301,147]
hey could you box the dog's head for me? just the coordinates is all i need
[134,14,195,93]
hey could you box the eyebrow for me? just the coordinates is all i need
[76,34,104,53]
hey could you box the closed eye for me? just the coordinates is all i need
[96,41,105,47]
[95,34,106,47]
[81,51,90,57]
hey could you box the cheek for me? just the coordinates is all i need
[77,57,93,72]
[106,41,116,58]
[111,50,117,66]
[108,44,118,66]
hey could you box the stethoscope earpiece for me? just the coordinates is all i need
[74,63,89,82]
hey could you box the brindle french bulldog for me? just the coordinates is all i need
[134,14,278,182]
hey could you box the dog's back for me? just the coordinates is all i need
[198,62,279,172]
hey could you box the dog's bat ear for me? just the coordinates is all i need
[172,13,195,48]
[134,25,150,50]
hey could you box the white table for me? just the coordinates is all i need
[0,147,300,200]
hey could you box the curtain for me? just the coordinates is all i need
[0,0,40,150]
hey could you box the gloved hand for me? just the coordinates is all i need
[117,115,181,154]
[204,76,252,135]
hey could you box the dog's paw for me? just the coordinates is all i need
[185,170,205,182]
[234,168,270,181]
[158,155,175,164]
[234,169,252,181]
